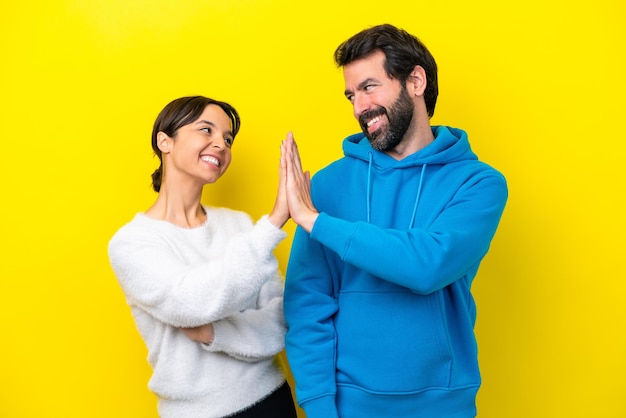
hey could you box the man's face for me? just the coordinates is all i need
[343,50,415,152]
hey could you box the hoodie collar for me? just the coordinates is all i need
[344,126,476,228]
[342,125,477,168]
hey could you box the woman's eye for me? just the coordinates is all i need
[201,127,212,134]
[224,137,233,147]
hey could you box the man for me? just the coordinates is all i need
[282,24,508,418]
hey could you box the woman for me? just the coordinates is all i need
[108,96,297,418]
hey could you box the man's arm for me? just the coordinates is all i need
[310,172,508,294]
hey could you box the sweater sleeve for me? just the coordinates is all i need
[108,214,286,327]
[201,272,287,362]
[310,172,508,294]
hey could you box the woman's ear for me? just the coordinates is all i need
[408,65,428,97]
[157,132,172,154]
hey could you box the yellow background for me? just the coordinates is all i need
[1,0,624,417]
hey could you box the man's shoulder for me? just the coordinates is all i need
[464,158,506,182]
[310,157,353,191]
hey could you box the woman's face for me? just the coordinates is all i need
[161,104,235,187]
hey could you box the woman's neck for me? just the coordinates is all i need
[145,185,206,228]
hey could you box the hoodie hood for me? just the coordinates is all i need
[341,126,477,227]
[342,125,477,168]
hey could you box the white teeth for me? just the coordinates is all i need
[367,116,381,127]
[201,155,219,166]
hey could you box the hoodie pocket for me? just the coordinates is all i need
[335,291,451,393]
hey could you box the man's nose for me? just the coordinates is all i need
[352,93,371,119]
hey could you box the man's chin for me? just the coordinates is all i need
[364,131,386,150]
[369,139,387,152]
[363,128,380,143]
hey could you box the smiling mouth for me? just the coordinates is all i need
[366,115,382,127]
[360,109,386,133]
[200,155,220,167]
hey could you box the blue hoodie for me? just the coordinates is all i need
[284,126,508,418]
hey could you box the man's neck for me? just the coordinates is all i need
[386,123,434,160]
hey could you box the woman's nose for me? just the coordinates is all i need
[211,137,225,150]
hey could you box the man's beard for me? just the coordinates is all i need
[358,86,414,152]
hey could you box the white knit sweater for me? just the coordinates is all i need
[108,206,288,418]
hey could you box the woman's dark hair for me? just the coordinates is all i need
[150,96,241,192]
[334,24,438,117]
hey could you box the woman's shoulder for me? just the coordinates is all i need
[203,206,253,224]
[202,206,258,237]
[108,213,161,246]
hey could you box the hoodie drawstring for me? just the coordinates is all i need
[367,152,373,223]
[366,152,427,228]
[409,164,427,228]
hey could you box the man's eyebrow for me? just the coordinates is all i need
[344,78,378,97]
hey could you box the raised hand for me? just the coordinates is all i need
[268,134,290,228]
[282,132,319,233]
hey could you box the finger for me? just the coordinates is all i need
[290,141,303,174]
[293,140,306,174]
[279,146,287,187]
[286,138,299,177]
[284,141,297,186]
[283,134,293,163]
[280,140,286,171]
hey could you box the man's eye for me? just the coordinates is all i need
[346,94,354,103]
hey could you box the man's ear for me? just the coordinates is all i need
[408,65,428,97]
[157,132,172,154]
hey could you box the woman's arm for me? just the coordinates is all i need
[198,274,287,361]
[108,215,286,328]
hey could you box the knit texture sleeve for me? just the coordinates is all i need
[108,213,286,327]
[201,271,286,361]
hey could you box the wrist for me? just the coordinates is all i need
[268,211,288,229]
[299,212,319,233]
